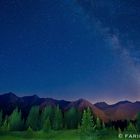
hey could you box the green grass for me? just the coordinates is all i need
[0,130,139,140]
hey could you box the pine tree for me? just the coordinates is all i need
[0,110,2,127]
[81,110,86,133]
[26,106,40,131]
[25,126,34,138]
[1,116,9,131]
[64,107,79,129]
[118,127,122,133]
[96,117,102,130]
[102,122,106,130]
[81,107,95,134]
[127,122,136,132]
[53,105,63,130]
[43,117,51,132]
[41,106,54,129]
[136,113,140,132]
[9,108,24,131]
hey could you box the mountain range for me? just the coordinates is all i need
[0,92,140,122]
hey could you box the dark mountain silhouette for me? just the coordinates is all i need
[94,102,109,110]
[0,92,140,121]
[95,101,132,110]
[0,93,72,119]
[0,92,19,116]
[95,100,140,120]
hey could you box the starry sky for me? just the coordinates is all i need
[0,0,140,103]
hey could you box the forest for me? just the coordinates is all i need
[0,105,140,140]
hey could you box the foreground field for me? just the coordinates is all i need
[0,130,139,140]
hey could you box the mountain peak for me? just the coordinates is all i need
[32,94,39,98]
[114,100,131,106]
[4,92,16,96]
[94,102,109,110]
[2,92,17,98]
[0,92,18,103]
[95,102,108,105]
[66,98,93,110]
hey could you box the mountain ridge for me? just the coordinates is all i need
[0,92,140,122]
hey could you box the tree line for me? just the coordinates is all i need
[0,106,140,134]
[0,106,82,132]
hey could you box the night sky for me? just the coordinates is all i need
[0,0,140,103]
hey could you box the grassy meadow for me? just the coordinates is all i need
[0,129,139,140]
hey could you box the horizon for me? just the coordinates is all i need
[0,0,140,103]
[0,91,139,105]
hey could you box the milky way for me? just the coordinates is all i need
[0,0,140,103]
